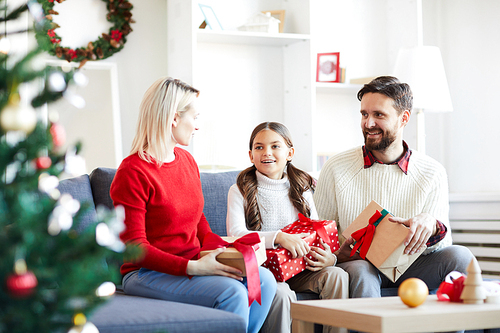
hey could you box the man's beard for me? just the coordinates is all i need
[363,128,397,151]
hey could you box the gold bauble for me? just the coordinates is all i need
[0,102,37,134]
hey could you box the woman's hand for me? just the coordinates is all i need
[305,238,337,271]
[186,247,243,281]
[275,232,311,258]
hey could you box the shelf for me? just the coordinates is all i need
[315,82,363,94]
[197,29,310,46]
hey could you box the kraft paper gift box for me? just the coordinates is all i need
[200,235,266,276]
[263,214,340,282]
[342,200,426,283]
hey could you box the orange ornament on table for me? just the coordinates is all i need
[398,277,429,307]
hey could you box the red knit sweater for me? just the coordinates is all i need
[110,148,212,276]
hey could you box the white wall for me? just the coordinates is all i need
[311,0,500,196]
[424,0,500,194]
[30,0,498,196]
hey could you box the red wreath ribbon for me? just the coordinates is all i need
[200,232,262,306]
[350,210,383,259]
[292,213,334,250]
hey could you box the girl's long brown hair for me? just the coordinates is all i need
[236,122,316,231]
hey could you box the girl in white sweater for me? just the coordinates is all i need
[226,122,348,333]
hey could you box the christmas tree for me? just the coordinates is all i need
[0,1,136,332]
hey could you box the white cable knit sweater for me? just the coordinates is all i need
[313,146,452,255]
[226,171,318,249]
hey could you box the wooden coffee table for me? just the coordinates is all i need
[291,295,500,333]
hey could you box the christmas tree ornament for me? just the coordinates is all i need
[73,72,89,87]
[64,148,87,176]
[0,100,37,134]
[0,36,11,54]
[35,156,52,169]
[460,257,486,304]
[63,90,86,109]
[59,193,81,216]
[48,72,67,92]
[67,313,99,333]
[96,281,116,297]
[5,259,38,298]
[50,122,66,147]
[38,173,60,193]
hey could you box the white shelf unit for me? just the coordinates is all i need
[197,30,311,46]
[315,82,363,94]
[167,0,316,172]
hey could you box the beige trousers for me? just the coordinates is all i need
[261,266,349,333]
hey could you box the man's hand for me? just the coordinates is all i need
[275,232,311,258]
[187,247,243,280]
[305,238,336,271]
[388,213,437,255]
[335,236,362,264]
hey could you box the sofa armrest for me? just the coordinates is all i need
[89,167,117,210]
[58,174,98,232]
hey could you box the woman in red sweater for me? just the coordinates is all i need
[110,77,276,333]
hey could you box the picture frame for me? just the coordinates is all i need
[316,52,340,83]
[262,10,285,33]
[199,4,223,31]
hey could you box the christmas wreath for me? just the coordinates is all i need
[35,0,134,67]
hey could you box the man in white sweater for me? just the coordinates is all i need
[314,76,473,298]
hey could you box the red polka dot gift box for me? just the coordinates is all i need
[263,214,339,282]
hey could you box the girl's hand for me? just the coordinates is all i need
[275,232,311,258]
[305,238,337,271]
[186,247,243,281]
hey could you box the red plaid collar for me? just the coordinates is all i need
[363,141,412,175]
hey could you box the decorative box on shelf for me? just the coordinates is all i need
[238,12,280,34]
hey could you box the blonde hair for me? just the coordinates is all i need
[130,77,199,165]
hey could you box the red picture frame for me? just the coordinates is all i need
[316,52,340,83]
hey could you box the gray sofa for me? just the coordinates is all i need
[58,167,495,333]
[58,167,322,333]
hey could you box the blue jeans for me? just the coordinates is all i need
[122,267,276,333]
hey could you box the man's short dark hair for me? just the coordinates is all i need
[357,76,413,114]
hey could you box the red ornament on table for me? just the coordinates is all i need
[6,259,38,298]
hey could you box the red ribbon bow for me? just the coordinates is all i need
[292,214,334,250]
[200,232,262,306]
[437,274,466,302]
[350,210,382,259]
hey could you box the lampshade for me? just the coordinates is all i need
[393,46,453,113]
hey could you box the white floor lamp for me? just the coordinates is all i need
[392,0,453,154]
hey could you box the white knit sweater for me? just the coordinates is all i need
[313,146,452,254]
[226,171,318,249]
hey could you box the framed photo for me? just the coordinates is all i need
[262,10,285,33]
[199,4,223,31]
[316,52,340,83]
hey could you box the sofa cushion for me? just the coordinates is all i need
[90,292,246,333]
[89,167,117,210]
[200,171,240,236]
[57,174,98,232]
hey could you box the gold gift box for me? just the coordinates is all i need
[343,200,425,282]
